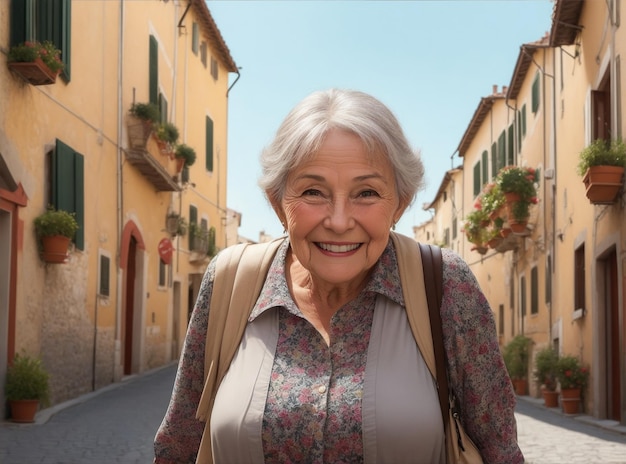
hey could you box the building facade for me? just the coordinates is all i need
[0,0,237,410]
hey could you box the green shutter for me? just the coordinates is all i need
[159,93,168,124]
[189,205,198,250]
[473,162,481,197]
[10,0,29,45]
[491,143,498,179]
[531,267,539,314]
[53,139,84,250]
[507,124,515,166]
[150,35,158,105]
[532,74,540,113]
[498,131,506,169]
[521,105,527,137]
[192,23,199,55]
[206,116,214,172]
[481,150,488,185]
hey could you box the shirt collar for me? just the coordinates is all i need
[249,237,405,321]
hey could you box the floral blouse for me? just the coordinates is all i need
[154,238,523,464]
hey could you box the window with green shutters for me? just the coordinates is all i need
[10,0,72,80]
[99,254,110,297]
[491,143,498,179]
[473,162,481,197]
[531,266,539,314]
[481,150,488,185]
[507,124,515,166]
[150,35,159,105]
[192,22,199,55]
[531,73,540,114]
[497,131,506,170]
[206,116,214,172]
[189,205,198,250]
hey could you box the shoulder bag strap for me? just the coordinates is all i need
[418,242,447,430]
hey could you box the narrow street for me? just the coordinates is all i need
[1,363,626,464]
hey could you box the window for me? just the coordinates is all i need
[545,255,552,303]
[51,139,84,249]
[507,124,515,166]
[497,131,506,170]
[517,105,527,151]
[200,42,207,68]
[158,259,167,287]
[189,205,198,249]
[574,245,585,311]
[531,266,539,314]
[159,93,168,124]
[10,0,72,79]
[452,216,457,240]
[473,162,481,197]
[520,275,527,316]
[531,73,540,114]
[205,116,214,172]
[149,35,159,105]
[210,56,218,81]
[592,71,611,141]
[98,253,110,297]
[481,150,488,185]
[490,143,498,178]
[192,22,199,55]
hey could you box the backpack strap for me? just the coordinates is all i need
[196,238,284,422]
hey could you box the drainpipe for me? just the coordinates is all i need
[114,0,125,382]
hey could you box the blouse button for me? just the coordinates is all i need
[318,385,327,394]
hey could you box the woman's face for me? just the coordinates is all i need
[273,129,407,288]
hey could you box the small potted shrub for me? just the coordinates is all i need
[503,335,532,395]
[495,166,539,234]
[533,346,559,407]
[154,122,180,155]
[34,207,79,263]
[7,40,64,85]
[463,209,490,255]
[5,352,50,423]
[174,144,197,171]
[166,213,187,237]
[127,102,160,148]
[576,138,626,204]
[556,354,589,414]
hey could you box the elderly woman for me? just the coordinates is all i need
[154,89,523,463]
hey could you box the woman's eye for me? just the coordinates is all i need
[302,189,322,196]
[359,190,379,198]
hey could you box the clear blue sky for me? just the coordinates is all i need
[208,0,554,241]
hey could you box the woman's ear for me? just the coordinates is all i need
[268,192,286,228]
[393,198,411,225]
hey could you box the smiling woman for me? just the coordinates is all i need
[155,89,523,464]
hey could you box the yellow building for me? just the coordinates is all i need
[422,0,625,423]
[0,0,237,409]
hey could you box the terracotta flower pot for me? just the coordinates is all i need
[560,388,581,414]
[8,58,58,85]
[9,399,39,423]
[542,389,559,408]
[40,235,71,263]
[582,166,624,204]
[512,378,527,395]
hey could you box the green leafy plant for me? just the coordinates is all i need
[8,41,64,73]
[556,354,589,390]
[175,144,197,167]
[503,335,531,380]
[533,346,559,391]
[155,122,180,145]
[479,182,505,218]
[129,102,160,123]
[5,353,50,404]
[34,207,79,239]
[463,209,490,246]
[166,213,187,237]
[496,165,539,222]
[576,138,626,176]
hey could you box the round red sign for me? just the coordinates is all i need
[158,238,174,264]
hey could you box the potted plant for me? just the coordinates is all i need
[556,354,589,414]
[576,138,626,204]
[174,144,197,171]
[166,213,187,237]
[154,122,180,156]
[127,102,160,149]
[34,207,79,263]
[5,352,50,423]
[480,182,505,220]
[463,209,490,254]
[495,166,539,234]
[7,40,64,85]
[533,346,559,407]
[503,335,531,395]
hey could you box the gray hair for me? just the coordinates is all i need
[259,88,425,206]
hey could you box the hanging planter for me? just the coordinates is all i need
[127,102,159,149]
[577,138,626,205]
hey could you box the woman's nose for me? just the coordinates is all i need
[323,199,355,233]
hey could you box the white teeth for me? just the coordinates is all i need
[318,243,360,253]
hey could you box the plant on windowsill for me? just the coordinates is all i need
[34,206,79,264]
[503,334,531,395]
[154,122,180,156]
[7,41,64,86]
[576,138,626,204]
[5,352,50,423]
[174,144,197,171]
[495,165,539,234]
[533,346,559,407]
[127,102,160,149]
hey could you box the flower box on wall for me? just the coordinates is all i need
[582,166,624,204]
[8,58,58,86]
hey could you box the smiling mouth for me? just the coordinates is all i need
[316,242,362,253]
